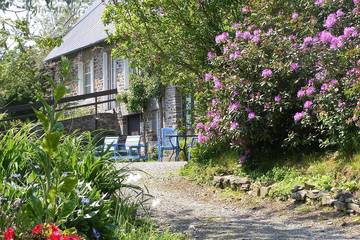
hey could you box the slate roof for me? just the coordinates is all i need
[45,0,113,61]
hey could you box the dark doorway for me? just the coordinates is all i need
[127,114,141,135]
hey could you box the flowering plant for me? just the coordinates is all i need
[2,224,82,240]
[196,0,360,161]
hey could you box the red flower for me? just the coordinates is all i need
[32,224,43,235]
[3,227,15,240]
[50,224,60,233]
[63,235,81,240]
[49,231,62,240]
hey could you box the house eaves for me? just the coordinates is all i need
[45,0,114,62]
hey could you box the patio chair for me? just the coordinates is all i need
[158,128,179,161]
[103,136,121,160]
[124,135,144,161]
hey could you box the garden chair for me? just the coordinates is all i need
[103,136,121,160]
[158,128,179,161]
[123,135,144,161]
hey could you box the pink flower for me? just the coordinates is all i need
[320,83,329,92]
[262,68,273,78]
[305,86,316,96]
[252,35,261,44]
[344,27,358,38]
[248,112,256,120]
[207,51,215,60]
[211,98,219,107]
[236,31,242,39]
[290,63,299,72]
[230,121,239,130]
[230,50,241,60]
[242,6,251,13]
[214,79,223,89]
[354,0,360,4]
[336,9,345,17]
[315,0,325,5]
[229,102,240,112]
[302,36,314,48]
[266,28,273,36]
[292,12,299,20]
[297,89,306,98]
[196,123,205,129]
[242,31,252,40]
[198,133,206,144]
[204,73,213,81]
[294,112,305,122]
[274,95,281,103]
[319,31,334,44]
[304,100,313,109]
[324,13,337,28]
[215,32,229,44]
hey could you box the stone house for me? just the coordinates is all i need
[45,0,191,142]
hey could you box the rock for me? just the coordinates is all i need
[334,200,347,211]
[260,186,271,198]
[308,190,321,200]
[291,185,304,193]
[347,203,360,213]
[304,182,316,190]
[340,222,348,227]
[233,177,250,185]
[321,195,335,206]
[239,183,251,191]
[291,190,307,202]
[335,191,353,202]
[213,176,224,188]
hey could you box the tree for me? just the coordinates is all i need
[103,0,245,93]
[0,0,92,106]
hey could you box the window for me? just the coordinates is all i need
[77,59,94,95]
[84,62,92,94]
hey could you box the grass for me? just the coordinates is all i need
[118,218,187,240]
[182,147,360,199]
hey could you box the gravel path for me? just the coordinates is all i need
[117,161,360,240]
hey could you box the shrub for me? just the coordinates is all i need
[196,0,360,163]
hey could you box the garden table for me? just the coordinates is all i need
[166,133,198,161]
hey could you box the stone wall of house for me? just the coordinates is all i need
[61,112,122,134]
[49,44,185,140]
[163,86,183,128]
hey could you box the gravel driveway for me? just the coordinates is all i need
[117,161,360,240]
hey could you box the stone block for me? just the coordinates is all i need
[334,201,347,211]
[347,203,360,213]
[321,195,335,206]
[260,186,271,198]
[291,190,307,202]
[291,185,304,193]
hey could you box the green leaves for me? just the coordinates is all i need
[59,175,78,193]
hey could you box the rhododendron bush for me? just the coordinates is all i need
[196,0,360,159]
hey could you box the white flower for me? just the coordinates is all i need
[125,173,142,184]
[151,198,161,208]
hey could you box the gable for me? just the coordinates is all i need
[45,0,114,61]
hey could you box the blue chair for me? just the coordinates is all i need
[158,128,179,161]
[103,136,121,160]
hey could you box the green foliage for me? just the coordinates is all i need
[181,142,239,183]
[184,144,360,199]
[103,0,244,92]
[117,73,161,113]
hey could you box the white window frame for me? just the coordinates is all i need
[83,59,94,94]
[77,62,84,95]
